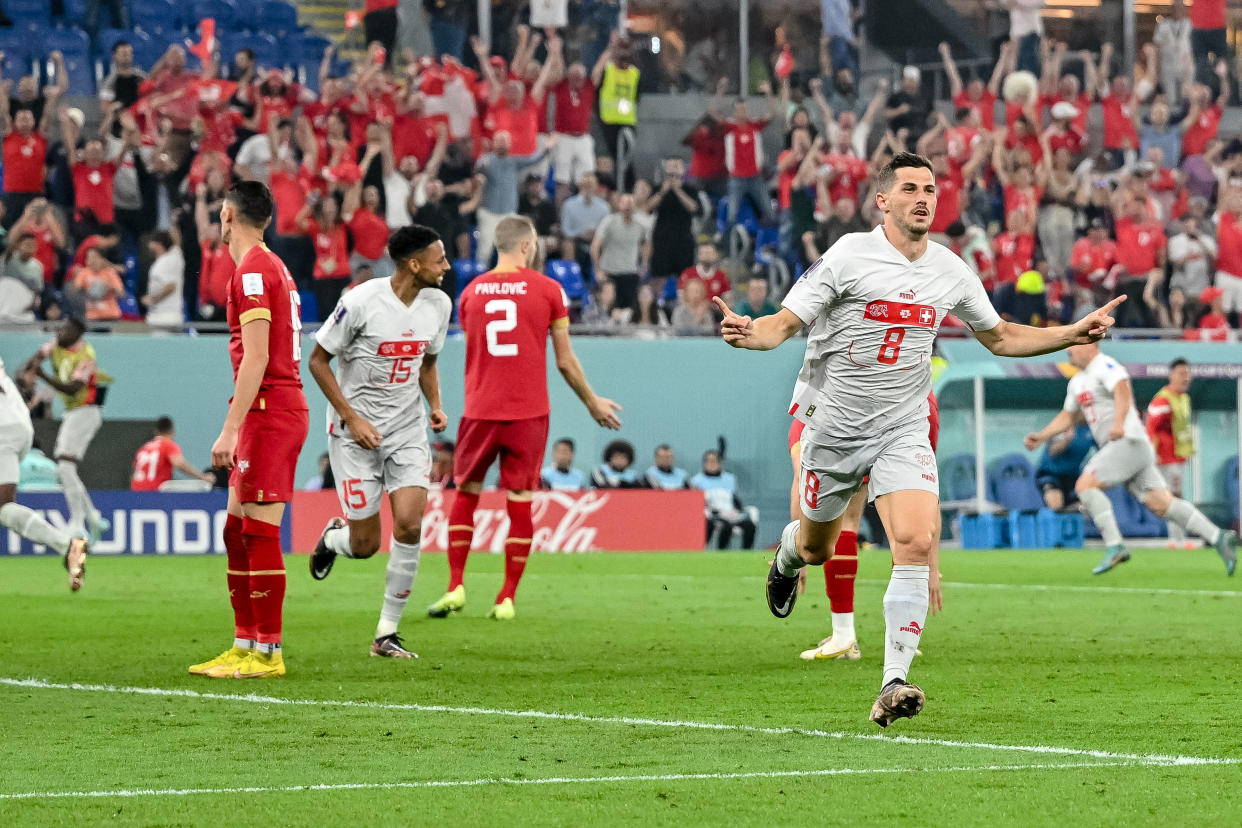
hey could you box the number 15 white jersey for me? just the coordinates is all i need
[315,278,452,445]
[783,226,1000,441]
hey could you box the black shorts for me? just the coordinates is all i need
[1035,472,1078,505]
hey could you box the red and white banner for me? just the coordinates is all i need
[291,489,706,553]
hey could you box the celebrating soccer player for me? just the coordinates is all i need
[189,181,309,680]
[1025,346,1236,575]
[307,225,453,658]
[716,151,1124,728]
[427,214,621,621]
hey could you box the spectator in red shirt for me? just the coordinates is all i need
[1194,286,1231,340]
[363,0,399,67]
[1112,195,1168,328]
[992,209,1037,296]
[343,182,391,279]
[940,40,1006,131]
[1190,0,1228,70]
[0,71,61,226]
[1044,102,1085,159]
[1097,44,1140,164]
[297,196,352,322]
[678,243,731,303]
[1039,44,1095,135]
[1072,215,1119,300]
[1181,62,1229,159]
[545,37,597,205]
[724,83,779,228]
[131,417,214,491]
[193,183,235,320]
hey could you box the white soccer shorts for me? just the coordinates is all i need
[1217,271,1242,314]
[328,434,431,520]
[552,133,595,185]
[1158,462,1185,496]
[1083,437,1167,499]
[0,421,33,486]
[797,421,939,523]
[53,405,102,461]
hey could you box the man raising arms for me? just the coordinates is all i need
[427,215,621,621]
[308,225,453,658]
[190,181,309,679]
[716,152,1123,727]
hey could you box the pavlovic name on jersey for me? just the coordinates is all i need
[472,281,529,295]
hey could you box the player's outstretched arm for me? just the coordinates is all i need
[713,298,804,351]
[307,344,383,449]
[419,354,449,433]
[551,326,622,429]
[974,296,1125,358]
[1024,409,1077,451]
[212,320,271,469]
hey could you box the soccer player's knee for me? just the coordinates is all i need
[1074,477,1097,495]
[393,517,422,545]
[796,536,830,565]
[1145,490,1172,517]
[55,459,76,481]
[890,528,935,561]
[350,533,380,559]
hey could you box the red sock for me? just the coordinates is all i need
[447,490,479,591]
[825,530,858,613]
[242,517,286,645]
[224,514,257,641]
[497,499,533,603]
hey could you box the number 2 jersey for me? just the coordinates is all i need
[314,278,452,443]
[783,226,1000,441]
[1063,351,1146,448]
[227,243,308,413]
[458,266,570,421]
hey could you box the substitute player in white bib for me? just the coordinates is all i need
[308,225,453,658]
[716,152,1125,727]
[0,357,88,590]
[1024,344,1236,575]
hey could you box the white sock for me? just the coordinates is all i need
[883,565,929,688]
[257,642,280,654]
[831,612,855,643]
[1078,488,1123,547]
[1164,498,1221,545]
[1167,518,1186,543]
[233,638,255,650]
[56,460,93,535]
[325,525,355,558]
[0,502,71,554]
[775,520,805,577]
[377,538,421,638]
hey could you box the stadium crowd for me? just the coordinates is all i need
[0,1,1241,340]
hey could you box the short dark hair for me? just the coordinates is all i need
[236,48,255,62]
[954,107,973,123]
[98,223,119,238]
[111,40,131,54]
[225,181,274,229]
[156,416,174,434]
[149,230,174,251]
[702,449,721,462]
[554,438,575,451]
[654,444,672,454]
[603,439,635,465]
[388,224,442,262]
[875,151,935,194]
[1170,357,1190,371]
[65,316,87,334]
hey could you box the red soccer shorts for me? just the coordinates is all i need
[231,407,309,504]
[454,415,549,492]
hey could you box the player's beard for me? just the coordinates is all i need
[894,210,931,240]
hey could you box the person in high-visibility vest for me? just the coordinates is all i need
[591,30,640,190]
[1146,357,1197,548]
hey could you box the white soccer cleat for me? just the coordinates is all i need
[799,636,861,661]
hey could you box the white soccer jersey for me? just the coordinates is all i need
[0,358,33,434]
[783,226,1001,439]
[1063,352,1147,447]
[315,279,452,445]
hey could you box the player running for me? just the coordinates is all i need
[23,317,111,543]
[716,151,1124,727]
[1024,344,1236,575]
[793,391,942,662]
[0,357,88,590]
[189,181,309,679]
[131,417,215,490]
[1145,358,1196,549]
[307,224,453,659]
[427,214,621,621]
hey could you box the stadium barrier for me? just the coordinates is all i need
[292,489,708,553]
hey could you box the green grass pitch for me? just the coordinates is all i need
[1,546,1240,826]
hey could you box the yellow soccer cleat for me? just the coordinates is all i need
[427,585,466,618]
[487,597,515,620]
[189,646,253,677]
[800,636,861,661]
[234,650,286,678]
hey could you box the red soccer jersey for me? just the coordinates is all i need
[131,435,181,491]
[458,266,570,421]
[306,219,350,279]
[724,118,769,178]
[1071,238,1118,287]
[1101,94,1139,150]
[226,244,307,412]
[1114,218,1165,273]
[1003,184,1041,223]
[32,224,57,282]
[776,149,800,210]
[270,168,311,235]
[1145,389,1180,466]
[686,122,726,180]
[1182,104,1222,158]
[953,89,996,130]
[993,232,1035,284]
[1041,92,1091,133]
[486,96,540,156]
[1217,211,1242,278]
[392,112,449,165]
[1191,0,1226,29]
[552,79,595,135]
[931,171,963,233]
[200,242,234,307]
[1005,99,1045,130]
[944,125,979,170]
[1047,127,1085,158]
[71,161,117,223]
[678,266,731,301]
[348,207,390,260]
[824,153,868,205]
[3,132,46,193]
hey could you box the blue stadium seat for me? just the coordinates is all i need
[7,0,51,28]
[95,28,148,62]
[298,290,318,324]
[939,453,976,502]
[259,0,301,34]
[297,34,333,64]
[716,197,759,237]
[118,293,141,320]
[1227,455,1239,525]
[129,0,176,33]
[546,259,587,303]
[43,29,94,95]
[230,0,260,33]
[131,35,169,74]
[59,0,88,25]
[191,0,238,31]
[987,453,1044,513]
[232,33,282,70]
[0,32,37,83]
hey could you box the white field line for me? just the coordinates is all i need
[859,579,1242,599]
[0,760,1195,801]
[1,677,1237,767]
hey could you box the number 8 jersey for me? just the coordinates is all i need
[227,244,309,413]
[458,266,570,420]
[783,226,1000,441]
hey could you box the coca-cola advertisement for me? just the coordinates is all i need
[291,489,706,553]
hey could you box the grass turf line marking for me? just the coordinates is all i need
[0,760,1188,801]
[2,677,1237,767]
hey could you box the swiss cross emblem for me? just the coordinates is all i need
[919,308,934,325]
[20,144,31,156]
[88,170,101,186]
[1139,232,1150,246]
[402,343,413,353]
[740,133,751,143]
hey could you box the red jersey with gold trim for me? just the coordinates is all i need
[226,244,308,412]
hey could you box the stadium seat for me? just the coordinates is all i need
[191,0,238,32]
[59,0,88,25]
[1226,455,1239,525]
[715,197,760,237]
[297,34,333,64]
[546,259,587,304]
[95,28,149,63]
[118,293,142,321]
[7,0,51,28]
[130,0,178,34]
[232,33,282,71]
[230,0,260,34]
[987,453,1044,513]
[259,0,301,35]
[939,453,977,503]
[298,290,318,324]
[0,32,36,82]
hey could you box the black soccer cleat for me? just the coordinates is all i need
[310,517,346,581]
[766,557,800,618]
[370,633,418,659]
[869,678,925,728]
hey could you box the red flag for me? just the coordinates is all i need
[775,44,794,80]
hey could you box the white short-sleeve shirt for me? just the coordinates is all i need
[1063,352,1147,446]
